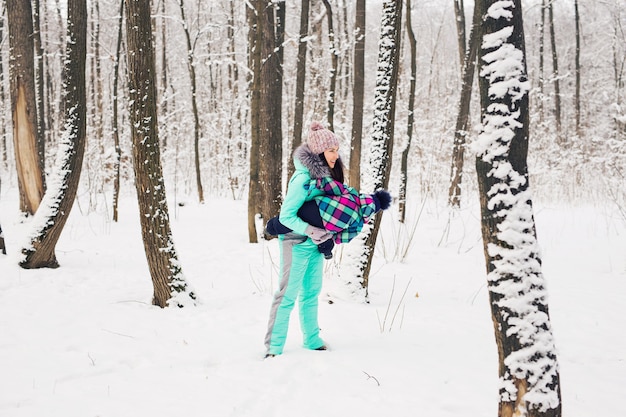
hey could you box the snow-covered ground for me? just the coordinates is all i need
[0,188,624,416]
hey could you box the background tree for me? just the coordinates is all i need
[6,0,45,215]
[453,0,466,67]
[176,0,204,203]
[548,0,562,140]
[448,1,481,207]
[111,0,125,222]
[20,0,88,269]
[343,0,403,297]
[574,0,581,137]
[33,0,46,170]
[0,176,5,254]
[289,0,311,181]
[254,0,284,234]
[0,3,6,165]
[247,0,262,243]
[475,1,561,415]
[349,0,365,190]
[398,0,417,222]
[321,0,337,129]
[125,0,195,307]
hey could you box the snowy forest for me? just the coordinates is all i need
[0,1,625,417]
[1,0,624,219]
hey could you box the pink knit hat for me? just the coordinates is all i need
[307,121,339,154]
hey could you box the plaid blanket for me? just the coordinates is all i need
[304,177,377,244]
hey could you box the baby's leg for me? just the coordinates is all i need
[297,200,325,229]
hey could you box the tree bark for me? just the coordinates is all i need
[0,223,5,255]
[20,0,88,269]
[177,0,204,203]
[476,1,561,415]
[574,0,581,136]
[258,0,283,225]
[538,0,545,123]
[247,0,261,243]
[33,0,46,172]
[125,0,195,307]
[453,0,466,70]
[355,0,403,295]
[398,0,417,223]
[290,0,311,181]
[321,0,337,130]
[548,0,562,140]
[112,0,124,223]
[349,0,365,190]
[447,1,481,208]
[0,4,7,165]
[6,0,45,215]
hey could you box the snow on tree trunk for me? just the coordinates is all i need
[474,1,561,416]
[125,0,195,308]
[339,0,402,300]
[19,0,88,269]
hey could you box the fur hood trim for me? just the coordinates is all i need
[294,144,331,179]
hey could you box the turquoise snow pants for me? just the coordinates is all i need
[264,233,325,355]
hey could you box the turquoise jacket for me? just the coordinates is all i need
[264,144,329,355]
[278,144,330,235]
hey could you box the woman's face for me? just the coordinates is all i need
[323,147,340,169]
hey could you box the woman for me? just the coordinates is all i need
[265,180,391,259]
[264,121,343,358]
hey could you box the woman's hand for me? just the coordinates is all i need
[305,225,332,244]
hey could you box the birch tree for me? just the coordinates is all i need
[125,0,196,307]
[474,1,561,415]
[20,0,88,269]
[343,0,402,296]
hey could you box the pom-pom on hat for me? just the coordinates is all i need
[307,121,339,154]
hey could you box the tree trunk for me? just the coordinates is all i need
[574,0,581,136]
[290,0,310,181]
[453,0,466,70]
[0,175,5,254]
[178,0,204,204]
[349,0,365,190]
[398,0,417,223]
[447,1,481,208]
[0,4,7,165]
[538,0,545,123]
[476,1,561,415]
[247,0,261,243]
[0,223,5,255]
[548,0,562,140]
[321,0,337,130]
[6,0,45,215]
[258,0,283,224]
[125,0,195,308]
[159,0,168,149]
[351,0,402,295]
[112,0,124,223]
[20,0,88,269]
[33,0,46,173]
